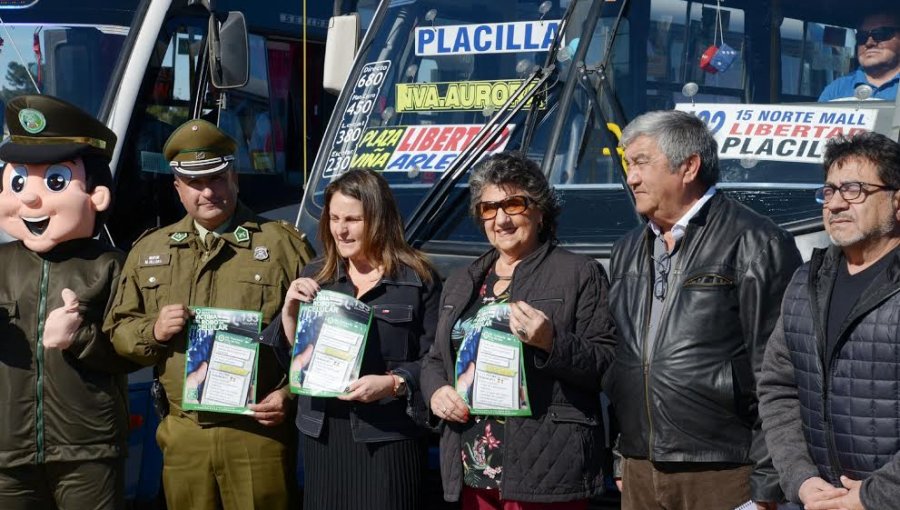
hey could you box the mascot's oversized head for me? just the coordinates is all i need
[0,95,117,253]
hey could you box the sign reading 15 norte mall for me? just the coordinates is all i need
[676,103,877,164]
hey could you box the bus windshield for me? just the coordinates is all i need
[0,1,135,118]
[306,0,898,253]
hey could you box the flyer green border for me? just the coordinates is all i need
[182,306,263,415]
[290,290,374,398]
[454,304,532,417]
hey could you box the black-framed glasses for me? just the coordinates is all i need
[855,26,899,45]
[476,195,532,220]
[814,181,898,204]
[653,251,671,301]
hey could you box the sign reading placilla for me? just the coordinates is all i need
[396,80,545,113]
[416,20,560,56]
[675,103,878,163]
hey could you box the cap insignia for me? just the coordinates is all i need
[234,226,250,243]
[19,108,46,134]
[253,246,269,261]
[170,232,188,243]
[195,151,206,160]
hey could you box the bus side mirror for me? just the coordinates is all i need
[208,11,249,89]
[323,13,360,95]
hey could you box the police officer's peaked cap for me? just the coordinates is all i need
[163,119,237,178]
[0,94,117,164]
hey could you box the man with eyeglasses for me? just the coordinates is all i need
[759,132,900,510]
[819,11,899,102]
[605,110,802,510]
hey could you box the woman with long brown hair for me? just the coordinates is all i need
[262,169,441,510]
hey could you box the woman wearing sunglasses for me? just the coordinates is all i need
[421,152,617,509]
[819,10,899,102]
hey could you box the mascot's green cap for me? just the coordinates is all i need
[0,94,116,164]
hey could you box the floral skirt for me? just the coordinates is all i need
[462,416,505,489]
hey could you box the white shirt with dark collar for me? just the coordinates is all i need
[649,186,717,244]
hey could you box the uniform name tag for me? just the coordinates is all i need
[141,253,171,266]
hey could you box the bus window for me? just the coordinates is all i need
[108,19,209,248]
[266,39,301,184]
[216,34,305,217]
[645,0,746,110]
[218,33,271,173]
[216,36,299,181]
[780,18,855,100]
[0,24,126,117]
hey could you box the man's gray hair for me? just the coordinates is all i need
[621,110,720,186]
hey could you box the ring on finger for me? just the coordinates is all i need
[517,327,527,337]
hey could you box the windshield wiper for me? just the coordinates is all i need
[403,3,581,245]
[542,0,629,185]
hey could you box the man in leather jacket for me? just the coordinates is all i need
[605,110,802,510]
[758,132,900,510]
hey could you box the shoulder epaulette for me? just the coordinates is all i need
[131,227,161,246]
[272,219,306,239]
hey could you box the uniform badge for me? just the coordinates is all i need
[253,246,269,261]
[234,226,250,243]
[19,108,46,134]
[170,232,188,242]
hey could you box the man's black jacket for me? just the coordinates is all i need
[605,192,802,502]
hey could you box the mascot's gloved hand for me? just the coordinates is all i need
[43,288,83,350]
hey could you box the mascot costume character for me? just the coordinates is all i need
[0,95,136,510]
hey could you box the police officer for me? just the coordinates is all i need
[104,119,314,510]
[0,95,136,510]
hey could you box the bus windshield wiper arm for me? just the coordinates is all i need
[403,3,580,245]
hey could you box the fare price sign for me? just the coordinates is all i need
[323,60,391,178]
[675,103,878,163]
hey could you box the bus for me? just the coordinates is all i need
[0,0,322,504]
[301,0,900,273]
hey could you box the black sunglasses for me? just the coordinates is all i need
[653,251,671,301]
[476,195,532,220]
[855,26,899,45]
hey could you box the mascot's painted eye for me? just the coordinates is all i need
[44,165,72,192]
[10,165,28,193]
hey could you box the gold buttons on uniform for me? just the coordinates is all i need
[148,276,157,284]
[254,274,261,282]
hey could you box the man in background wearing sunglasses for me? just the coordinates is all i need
[759,132,900,510]
[605,110,802,510]
[819,11,899,102]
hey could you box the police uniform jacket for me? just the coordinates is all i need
[104,202,312,434]
[0,238,131,467]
